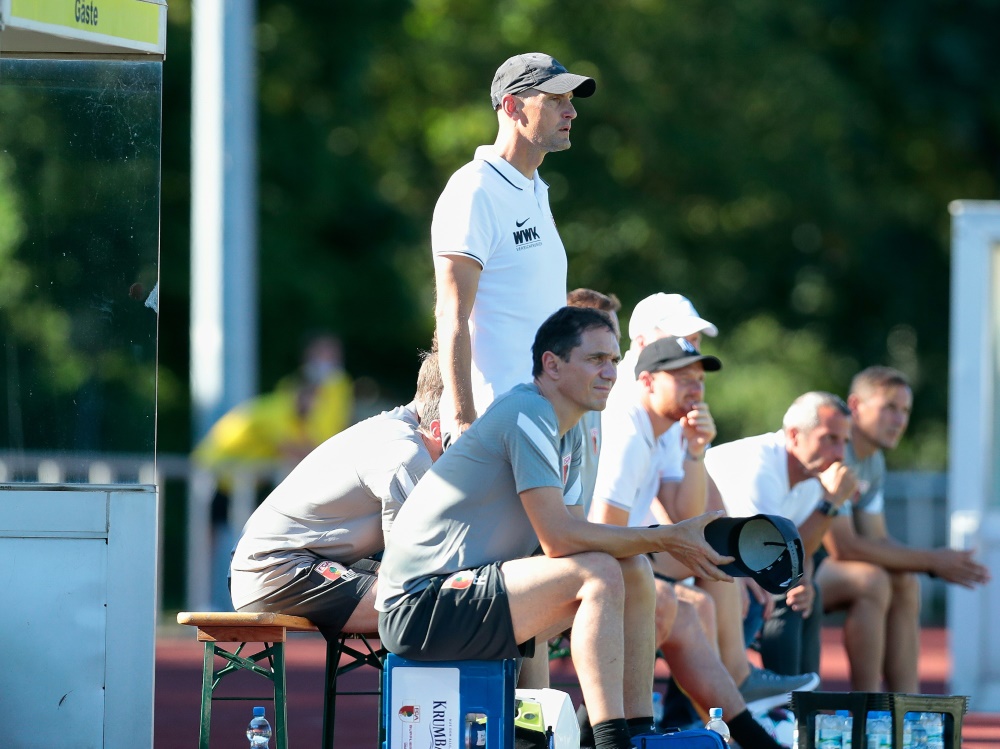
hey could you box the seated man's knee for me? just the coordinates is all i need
[855,563,892,608]
[890,570,921,611]
[574,550,628,601]
[664,599,703,647]
[619,553,654,589]
[676,584,717,638]
[654,578,679,645]
[620,555,657,620]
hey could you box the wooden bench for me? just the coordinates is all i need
[176,612,385,749]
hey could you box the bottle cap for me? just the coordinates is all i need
[253,707,266,717]
[709,707,723,719]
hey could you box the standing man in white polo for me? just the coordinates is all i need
[432,52,596,444]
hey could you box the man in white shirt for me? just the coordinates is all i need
[433,52,596,444]
[608,293,718,411]
[609,293,811,710]
[705,392,859,678]
[819,367,990,691]
[592,336,817,724]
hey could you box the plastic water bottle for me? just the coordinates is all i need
[705,707,731,744]
[816,713,843,749]
[904,711,927,747]
[247,706,272,748]
[651,691,664,728]
[921,712,944,749]
[866,711,891,749]
[836,709,853,749]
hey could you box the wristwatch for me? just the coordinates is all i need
[816,499,839,517]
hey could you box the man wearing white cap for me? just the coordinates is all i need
[610,293,718,402]
[433,52,596,446]
[594,297,817,722]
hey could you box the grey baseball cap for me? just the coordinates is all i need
[490,53,596,109]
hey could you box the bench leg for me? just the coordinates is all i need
[196,640,289,749]
[272,643,289,749]
[322,635,386,749]
[199,643,215,749]
[322,638,340,749]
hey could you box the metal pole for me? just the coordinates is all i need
[190,0,258,611]
[190,0,259,442]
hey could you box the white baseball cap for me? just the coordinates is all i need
[627,293,718,341]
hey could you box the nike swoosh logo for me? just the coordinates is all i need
[516,218,530,227]
[540,419,558,437]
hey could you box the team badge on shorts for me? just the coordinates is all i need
[316,561,356,583]
[442,570,475,590]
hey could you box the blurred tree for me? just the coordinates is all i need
[155,0,1000,467]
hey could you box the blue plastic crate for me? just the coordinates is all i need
[383,654,517,749]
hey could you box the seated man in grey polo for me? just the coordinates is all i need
[229,351,443,639]
[820,366,990,691]
[377,307,787,749]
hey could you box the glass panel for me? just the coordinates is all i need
[993,242,1000,508]
[0,59,161,470]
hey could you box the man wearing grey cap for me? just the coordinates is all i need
[589,337,793,749]
[602,294,818,725]
[432,52,596,445]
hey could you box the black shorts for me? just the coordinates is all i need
[378,562,523,661]
[237,555,379,641]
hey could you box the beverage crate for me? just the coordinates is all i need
[791,691,968,748]
[383,654,517,749]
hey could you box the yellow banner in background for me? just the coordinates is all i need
[9,0,161,46]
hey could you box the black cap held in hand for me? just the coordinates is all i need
[703,514,804,594]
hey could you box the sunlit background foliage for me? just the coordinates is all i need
[110,0,1000,465]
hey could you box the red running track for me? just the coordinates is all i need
[154,626,1000,748]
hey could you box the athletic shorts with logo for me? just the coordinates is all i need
[378,561,523,661]
[236,554,379,640]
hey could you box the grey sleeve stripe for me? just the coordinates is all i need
[395,465,417,496]
[516,412,559,473]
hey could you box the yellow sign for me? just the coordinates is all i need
[8,0,162,48]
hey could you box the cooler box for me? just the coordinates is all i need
[383,654,517,749]
[515,688,580,749]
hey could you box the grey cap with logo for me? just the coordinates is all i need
[490,52,596,109]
